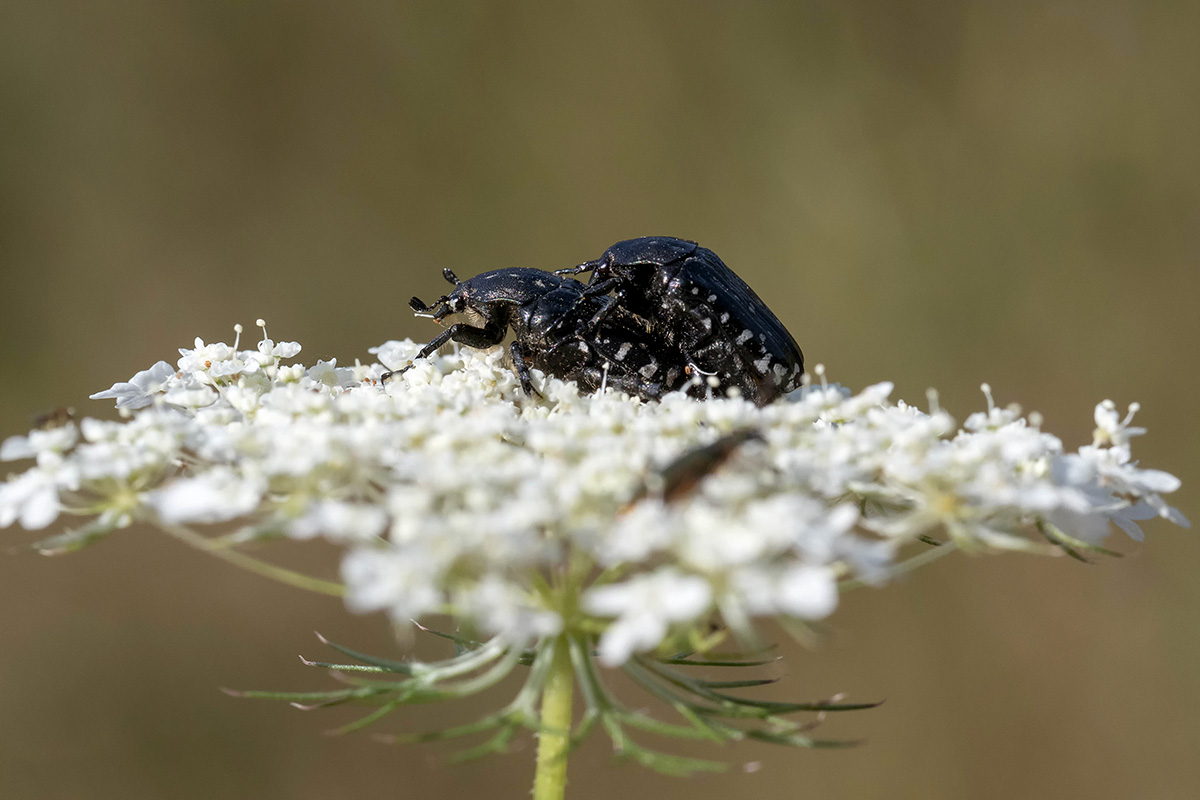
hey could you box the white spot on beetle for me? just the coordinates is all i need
[736,329,753,345]
[639,361,658,378]
[754,356,771,373]
[707,294,716,302]
[701,317,712,330]
[616,342,632,361]
[719,312,730,323]
[691,287,700,295]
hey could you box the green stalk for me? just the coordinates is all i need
[158,523,345,597]
[837,540,958,592]
[533,635,574,800]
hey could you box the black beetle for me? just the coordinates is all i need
[383,267,689,401]
[557,237,804,406]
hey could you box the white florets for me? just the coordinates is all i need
[0,323,1189,664]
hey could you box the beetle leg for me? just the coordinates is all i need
[579,276,620,297]
[509,341,543,397]
[666,299,723,356]
[573,281,629,333]
[544,281,620,338]
[383,321,507,383]
[596,364,666,401]
[665,300,776,402]
[426,321,505,355]
[581,293,618,331]
[554,258,600,277]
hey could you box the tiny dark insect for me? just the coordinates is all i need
[557,237,804,406]
[383,267,689,401]
[628,429,764,507]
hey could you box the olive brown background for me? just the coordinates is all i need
[1,3,1197,799]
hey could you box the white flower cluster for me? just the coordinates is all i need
[0,324,1188,665]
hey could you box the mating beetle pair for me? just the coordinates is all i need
[391,267,684,400]
[385,237,804,406]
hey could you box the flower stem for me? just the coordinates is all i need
[533,635,574,800]
[157,523,345,597]
[837,540,958,592]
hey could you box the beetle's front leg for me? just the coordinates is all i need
[545,280,622,340]
[554,258,600,277]
[435,321,507,351]
[575,279,626,332]
[509,341,543,397]
[381,321,505,383]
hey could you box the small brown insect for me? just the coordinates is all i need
[629,429,763,506]
[32,407,75,430]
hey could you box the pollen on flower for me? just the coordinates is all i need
[930,491,960,518]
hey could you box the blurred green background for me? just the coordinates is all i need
[1,2,1197,798]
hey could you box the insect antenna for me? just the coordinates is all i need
[409,295,447,319]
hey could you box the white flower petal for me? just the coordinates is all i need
[0,326,1184,661]
[146,467,264,524]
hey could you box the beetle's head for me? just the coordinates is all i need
[587,259,614,281]
[409,270,488,326]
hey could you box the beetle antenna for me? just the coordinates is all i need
[442,268,460,285]
[409,296,441,319]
